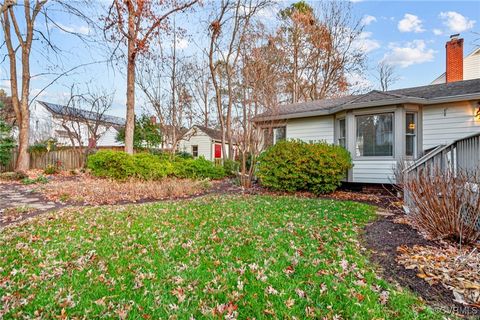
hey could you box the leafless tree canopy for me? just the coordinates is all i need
[376,61,399,92]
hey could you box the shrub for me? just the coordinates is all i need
[404,167,480,244]
[87,151,222,181]
[223,159,240,176]
[87,150,136,180]
[175,151,194,159]
[132,153,173,180]
[44,162,61,175]
[0,171,27,181]
[22,175,48,185]
[256,140,352,194]
[173,157,226,180]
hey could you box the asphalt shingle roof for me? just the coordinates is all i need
[194,125,223,141]
[255,78,480,121]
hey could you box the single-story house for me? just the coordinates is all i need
[178,125,236,161]
[254,35,480,184]
[30,101,125,148]
[254,78,480,184]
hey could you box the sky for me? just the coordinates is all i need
[0,0,479,118]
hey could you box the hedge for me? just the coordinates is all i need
[256,140,352,194]
[87,150,225,181]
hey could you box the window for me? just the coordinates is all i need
[192,145,198,157]
[273,126,286,144]
[405,113,417,157]
[338,118,346,148]
[356,113,394,157]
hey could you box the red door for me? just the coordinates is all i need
[214,144,222,158]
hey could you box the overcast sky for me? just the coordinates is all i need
[0,0,479,118]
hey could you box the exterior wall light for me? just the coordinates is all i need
[476,102,480,120]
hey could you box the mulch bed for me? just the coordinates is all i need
[364,215,480,317]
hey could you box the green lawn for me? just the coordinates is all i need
[0,195,441,319]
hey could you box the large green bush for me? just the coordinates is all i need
[132,153,173,180]
[87,151,225,181]
[257,140,352,194]
[87,150,136,180]
[173,156,226,180]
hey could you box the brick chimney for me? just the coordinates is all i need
[445,34,463,83]
[150,115,157,124]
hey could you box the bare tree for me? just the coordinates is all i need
[275,1,366,103]
[188,60,214,127]
[207,0,272,161]
[234,25,283,187]
[59,85,114,167]
[104,0,198,155]
[136,29,195,152]
[376,61,399,91]
[1,0,48,171]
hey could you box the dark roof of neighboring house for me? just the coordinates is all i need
[39,101,125,126]
[194,125,223,141]
[255,78,480,121]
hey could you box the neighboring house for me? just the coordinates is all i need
[30,101,125,147]
[254,78,480,184]
[178,125,236,161]
[431,34,480,84]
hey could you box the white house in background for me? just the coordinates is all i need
[431,34,480,84]
[178,125,236,161]
[30,101,125,147]
[254,35,480,185]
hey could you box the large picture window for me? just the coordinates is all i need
[356,113,394,157]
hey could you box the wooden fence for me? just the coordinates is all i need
[0,148,87,172]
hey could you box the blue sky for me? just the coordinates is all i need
[352,0,479,88]
[0,1,479,118]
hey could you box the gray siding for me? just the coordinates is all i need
[286,116,334,143]
[423,102,480,150]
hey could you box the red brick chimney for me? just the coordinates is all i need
[150,115,157,124]
[445,34,463,83]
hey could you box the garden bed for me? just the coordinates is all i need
[364,215,480,317]
[35,174,220,205]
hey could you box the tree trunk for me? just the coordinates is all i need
[16,108,30,171]
[124,38,136,154]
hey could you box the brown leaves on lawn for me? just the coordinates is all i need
[397,244,480,307]
[38,175,211,205]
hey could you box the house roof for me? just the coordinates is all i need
[194,125,223,141]
[254,78,480,121]
[38,101,126,126]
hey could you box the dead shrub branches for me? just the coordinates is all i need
[404,167,480,244]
